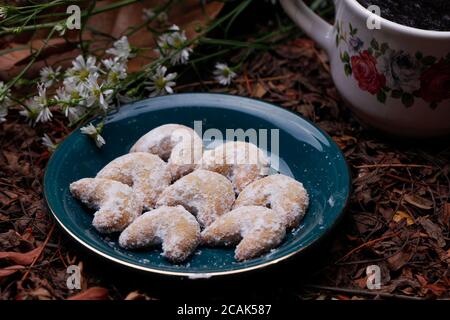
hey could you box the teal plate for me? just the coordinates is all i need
[44,93,350,278]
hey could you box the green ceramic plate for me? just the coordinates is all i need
[44,93,350,278]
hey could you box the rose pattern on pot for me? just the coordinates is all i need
[335,20,450,109]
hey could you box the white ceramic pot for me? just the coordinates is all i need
[280,0,450,137]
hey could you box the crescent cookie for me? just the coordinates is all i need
[96,152,171,210]
[234,174,309,229]
[198,141,270,193]
[130,124,203,180]
[201,206,286,261]
[119,206,201,262]
[156,169,234,228]
[70,178,143,233]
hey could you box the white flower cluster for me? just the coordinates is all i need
[156,24,192,65]
[20,36,132,132]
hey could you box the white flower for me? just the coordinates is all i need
[106,36,133,61]
[65,55,99,85]
[80,123,105,148]
[80,123,97,135]
[20,100,41,125]
[157,25,192,65]
[213,63,236,86]
[102,57,127,85]
[142,8,168,23]
[65,105,84,123]
[83,74,113,110]
[36,107,52,123]
[41,134,57,152]
[0,81,12,123]
[145,66,177,97]
[156,33,173,54]
[34,83,53,123]
[56,82,88,104]
[55,87,85,122]
[40,66,61,87]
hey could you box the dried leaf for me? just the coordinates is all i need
[354,276,368,289]
[0,265,25,279]
[442,203,450,228]
[124,291,154,300]
[404,194,433,210]
[387,250,411,271]
[418,217,446,248]
[415,274,428,287]
[425,283,447,297]
[67,287,109,300]
[0,246,42,265]
[392,211,415,226]
[252,83,267,98]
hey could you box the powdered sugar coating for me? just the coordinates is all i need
[96,152,171,210]
[119,205,201,262]
[234,174,309,229]
[156,169,234,228]
[198,141,269,193]
[201,206,286,261]
[130,124,203,180]
[69,178,144,233]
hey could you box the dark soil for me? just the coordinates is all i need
[357,0,450,31]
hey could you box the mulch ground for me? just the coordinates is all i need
[0,37,449,300]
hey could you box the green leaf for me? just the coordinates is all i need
[336,34,340,47]
[368,47,374,55]
[401,93,414,108]
[391,89,403,98]
[349,22,354,33]
[422,56,437,65]
[370,38,379,50]
[380,43,389,54]
[343,51,350,63]
[344,64,352,76]
[377,90,387,103]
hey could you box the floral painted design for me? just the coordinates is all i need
[351,50,386,95]
[335,21,450,109]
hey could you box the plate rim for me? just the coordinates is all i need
[43,93,352,278]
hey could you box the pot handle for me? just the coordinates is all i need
[280,0,334,54]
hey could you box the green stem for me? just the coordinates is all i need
[0,0,142,36]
